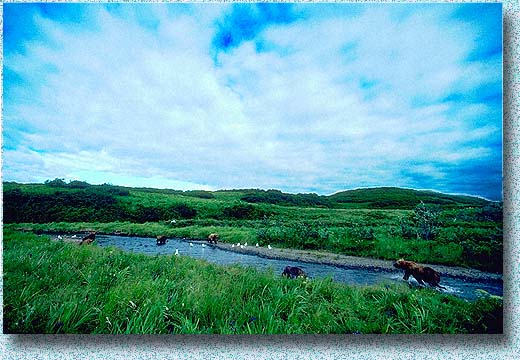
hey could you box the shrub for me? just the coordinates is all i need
[257,220,329,250]
[476,203,503,222]
[166,204,197,219]
[221,204,268,220]
[413,202,442,240]
[44,178,67,187]
[399,217,415,239]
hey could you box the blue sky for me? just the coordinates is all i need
[3,3,503,200]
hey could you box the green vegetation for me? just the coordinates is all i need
[3,180,503,272]
[329,187,490,209]
[3,231,502,334]
[241,189,331,208]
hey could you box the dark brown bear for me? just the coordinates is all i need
[282,266,306,279]
[393,258,444,288]
[156,235,167,246]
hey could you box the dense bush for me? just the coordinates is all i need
[221,204,269,220]
[438,226,503,273]
[3,187,197,224]
[476,202,503,222]
[183,190,215,199]
[3,188,122,223]
[257,220,330,250]
[241,189,331,208]
[167,204,198,219]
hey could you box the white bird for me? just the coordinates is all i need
[256,243,259,247]
[240,245,244,249]
[237,243,241,247]
[190,242,194,247]
[231,244,235,248]
[202,244,206,248]
[268,245,272,249]
[175,249,179,256]
[57,235,63,240]
[244,242,248,247]
[71,235,77,238]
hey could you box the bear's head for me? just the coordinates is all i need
[393,258,410,269]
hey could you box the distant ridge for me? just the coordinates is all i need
[4,180,492,210]
[328,187,490,209]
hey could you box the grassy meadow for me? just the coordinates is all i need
[3,230,502,334]
[2,180,503,334]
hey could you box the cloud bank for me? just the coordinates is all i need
[3,3,502,199]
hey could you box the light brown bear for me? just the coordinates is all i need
[393,259,445,289]
[207,233,219,244]
[79,231,96,245]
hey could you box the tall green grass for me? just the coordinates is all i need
[3,230,502,334]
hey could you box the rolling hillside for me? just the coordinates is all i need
[327,187,491,209]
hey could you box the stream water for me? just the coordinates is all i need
[94,234,502,301]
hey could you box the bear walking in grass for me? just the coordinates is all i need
[393,258,445,289]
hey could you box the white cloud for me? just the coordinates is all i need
[3,4,502,198]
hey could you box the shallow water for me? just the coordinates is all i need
[94,234,502,301]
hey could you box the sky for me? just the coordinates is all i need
[2,2,503,200]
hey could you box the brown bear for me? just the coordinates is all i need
[207,233,219,244]
[156,235,167,246]
[393,258,444,289]
[282,266,307,279]
[79,232,96,245]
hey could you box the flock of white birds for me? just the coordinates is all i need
[56,233,274,258]
[173,241,273,256]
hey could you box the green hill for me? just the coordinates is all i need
[328,187,490,209]
[3,181,493,225]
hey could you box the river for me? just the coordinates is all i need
[94,234,503,301]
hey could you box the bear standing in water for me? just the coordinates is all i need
[156,235,167,246]
[80,232,96,245]
[282,266,306,279]
[393,258,445,289]
[207,233,219,244]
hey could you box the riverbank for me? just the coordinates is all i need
[210,241,502,282]
[47,231,502,282]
